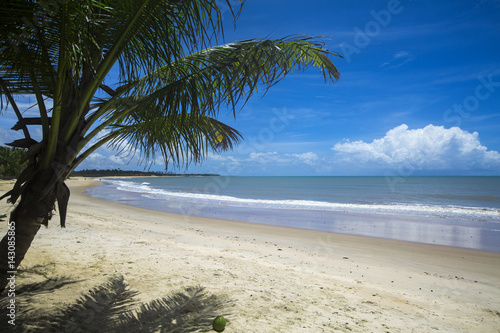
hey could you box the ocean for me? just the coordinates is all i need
[85,176,500,252]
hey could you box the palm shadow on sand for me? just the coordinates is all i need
[1,269,231,333]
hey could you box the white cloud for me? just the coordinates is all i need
[76,149,131,170]
[75,130,141,170]
[248,152,280,164]
[331,124,500,171]
[291,152,319,166]
[247,151,319,166]
[394,51,411,59]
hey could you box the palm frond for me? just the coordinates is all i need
[120,36,341,120]
[79,36,340,169]
[0,0,241,128]
[115,0,226,81]
[1,0,65,97]
[104,112,242,168]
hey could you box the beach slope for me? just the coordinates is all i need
[1,179,499,332]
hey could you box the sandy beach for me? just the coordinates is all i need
[1,178,500,332]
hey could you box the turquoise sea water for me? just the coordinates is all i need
[86,176,500,252]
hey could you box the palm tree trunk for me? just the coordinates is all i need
[0,171,57,293]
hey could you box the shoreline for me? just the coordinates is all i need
[1,178,500,332]
[86,177,500,253]
[77,178,500,261]
[80,179,495,255]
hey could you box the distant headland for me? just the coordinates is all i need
[71,169,219,177]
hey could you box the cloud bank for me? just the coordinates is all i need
[248,152,318,166]
[77,124,500,175]
[331,124,500,172]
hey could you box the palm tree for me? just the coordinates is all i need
[0,0,341,291]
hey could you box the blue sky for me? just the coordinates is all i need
[2,0,500,176]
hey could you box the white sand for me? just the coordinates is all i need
[1,178,500,332]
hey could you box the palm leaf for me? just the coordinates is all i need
[55,181,70,227]
[96,113,241,168]
[120,35,340,120]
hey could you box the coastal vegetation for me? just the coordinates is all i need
[0,0,341,292]
[0,146,27,179]
[71,169,219,177]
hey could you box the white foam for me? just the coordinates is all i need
[104,179,500,221]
